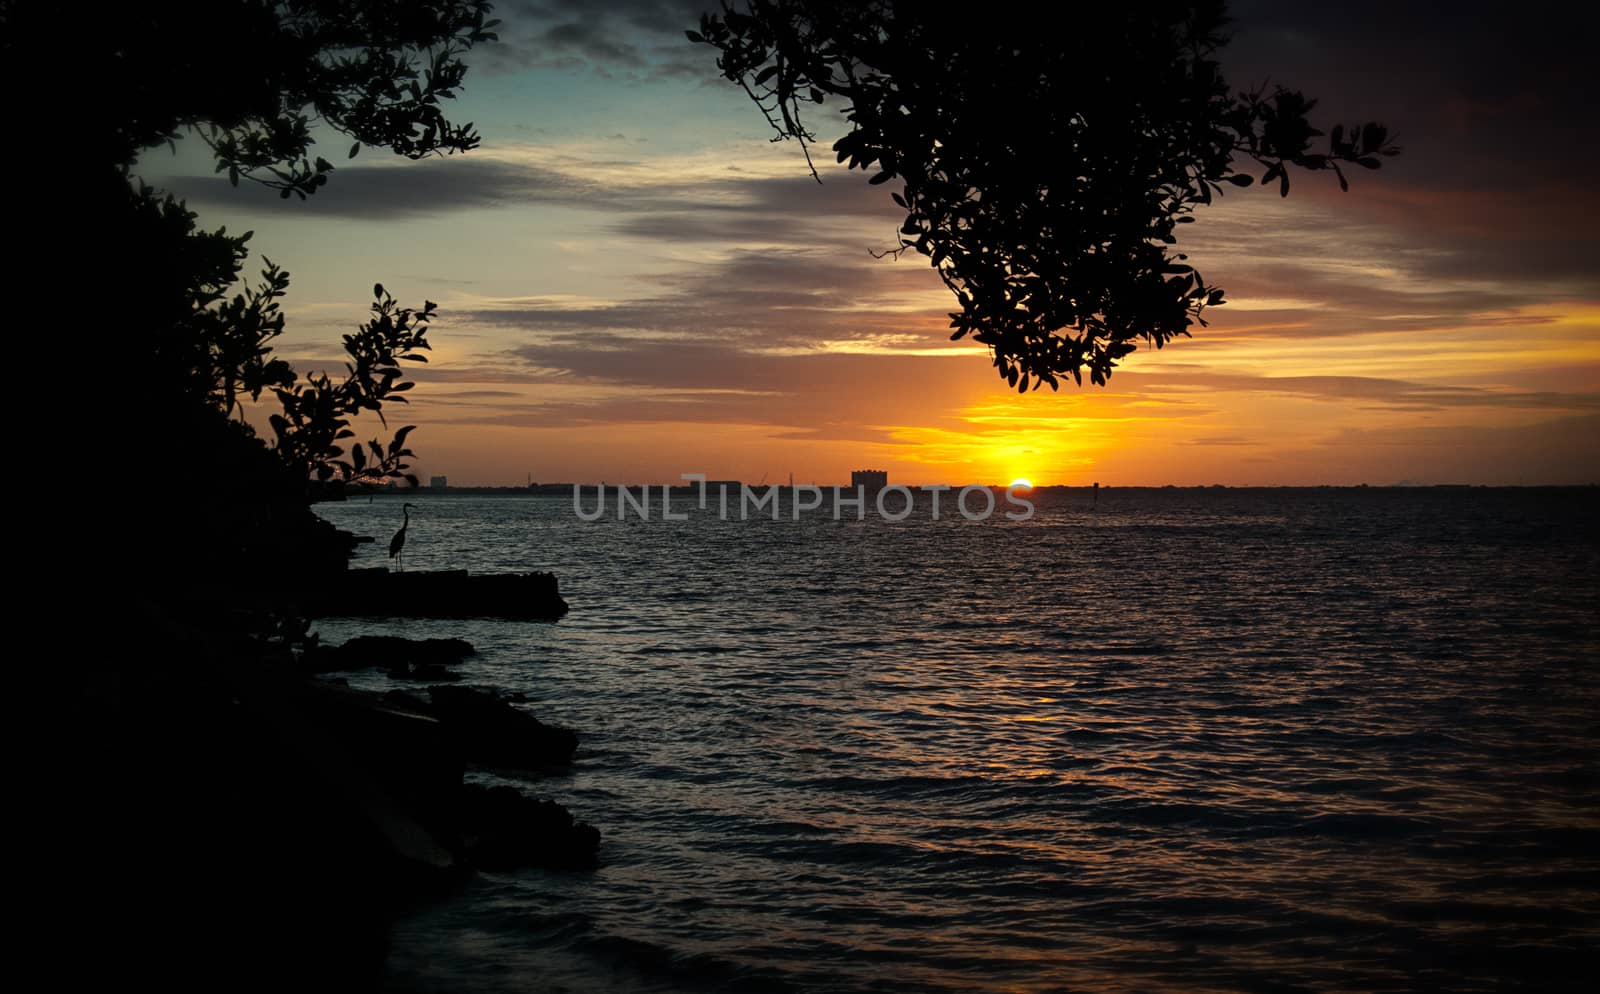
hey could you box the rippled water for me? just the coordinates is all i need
[312,488,1600,993]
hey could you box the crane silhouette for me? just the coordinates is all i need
[389,503,417,572]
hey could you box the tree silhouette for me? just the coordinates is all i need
[127,182,432,493]
[35,12,532,985]
[77,2,505,503]
[98,1,499,199]
[691,0,1399,390]
[40,0,505,587]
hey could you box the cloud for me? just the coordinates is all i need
[466,246,952,361]
[1171,182,1598,343]
[158,157,603,219]
[470,0,715,80]
[607,174,904,243]
[1191,435,1257,446]
[485,0,1596,200]
[542,20,649,68]
[431,286,1600,436]
[1117,370,1600,415]
[1307,413,1600,485]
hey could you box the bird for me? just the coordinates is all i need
[389,503,416,572]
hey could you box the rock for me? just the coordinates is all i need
[423,685,579,769]
[80,604,596,992]
[303,635,475,681]
[457,784,601,871]
[381,689,428,709]
[386,662,462,682]
[302,569,569,621]
[346,634,476,666]
[296,684,601,871]
[297,681,468,827]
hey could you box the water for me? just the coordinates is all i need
[312,488,1600,993]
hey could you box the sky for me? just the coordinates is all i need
[152,0,1599,487]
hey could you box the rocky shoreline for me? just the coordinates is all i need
[286,669,601,875]
[81,597,596,991]
[300,569,570,621]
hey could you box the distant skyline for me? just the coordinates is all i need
[154,1,1598,487]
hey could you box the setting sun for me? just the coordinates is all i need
[101,3,1600,991]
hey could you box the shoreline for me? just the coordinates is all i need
[73,600,597,990]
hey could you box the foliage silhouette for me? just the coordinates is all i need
[39,12,551,986]
[264,281,433,489]
[131,182,432,492]
[106,1,500,199]
[41,0,507,596]
[690,0,1399,390]
[89,2,504,503]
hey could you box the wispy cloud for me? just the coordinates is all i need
[182,3,1600,485]
[474,0,718,80]
[159,157,602,219]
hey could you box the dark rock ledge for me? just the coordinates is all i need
[300,569,569,621]
[93,631,597,987]
[295,674,599,876]
[304,634,477,681]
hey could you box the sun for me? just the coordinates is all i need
[1009,477,1033,490]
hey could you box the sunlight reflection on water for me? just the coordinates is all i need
[315,488,1600,993]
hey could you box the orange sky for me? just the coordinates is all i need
[156,4,1599,487]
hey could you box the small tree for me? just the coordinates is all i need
[267,283,433,490]
[691,0,1399,390]
[33,1,507,592]
[81,2,505,497]
[130,181,429,490]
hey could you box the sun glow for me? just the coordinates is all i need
[1010,478,1033,490]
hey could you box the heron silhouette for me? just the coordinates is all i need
[389,503,417,572]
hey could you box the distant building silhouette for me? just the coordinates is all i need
[429,475,448,490]
[851,469,888,491]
